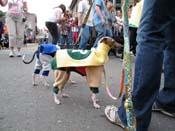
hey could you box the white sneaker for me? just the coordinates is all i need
[9,51,14,57]
[17,52,22,57]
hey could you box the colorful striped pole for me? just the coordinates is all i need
[121,0,136,130]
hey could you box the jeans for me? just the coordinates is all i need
[60,35,69,49]
[78,25,91,50]
[118,0,175,131]
[93,23,107,48]
[156,23,175,113]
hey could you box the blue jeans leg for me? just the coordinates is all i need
[118,0,175,131]
[156,23,175,113]
[93,24,106,48]
[118,42,164,131]
[60,35,65,49]
[78,25,90,50]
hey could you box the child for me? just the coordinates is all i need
[71,17,79,44]
[60,13,70,49]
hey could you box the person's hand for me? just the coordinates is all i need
[101,17,105,26]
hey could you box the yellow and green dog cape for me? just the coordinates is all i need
[56,43,110,67]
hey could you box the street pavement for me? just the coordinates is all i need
[0,45,174,131]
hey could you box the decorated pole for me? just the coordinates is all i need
[121,0,136,130]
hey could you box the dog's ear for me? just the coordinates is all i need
[99,36,115,44]
[114,41,123,48]
[99,37,108,43]
[99,37,123,48]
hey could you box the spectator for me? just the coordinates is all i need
[129,0,144,55]
[6,0,27,57]
[45,4,66,45]
[104,0,175,131]
[93,0,107,48]
[0,20,3,43]
[59,13,70,49]
[77,0,94,50]
[71,17,79,44]
[105,1,116,38]
[0,0,8,6]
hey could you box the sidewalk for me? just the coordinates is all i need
[0,43,38,55]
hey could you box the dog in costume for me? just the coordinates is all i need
[51,37,122,108]
[23,43,58,86]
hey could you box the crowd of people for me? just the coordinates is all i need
[0,0,126,57]
[38,0,125,51]
[0,0,174,131]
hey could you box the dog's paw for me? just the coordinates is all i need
[54,95,61,105]
[44,82,50,87]
[61,93,70,98]
[93,103,101,109]
[54,98,61,105]
[68,79,76,84]
[91,93,100,109]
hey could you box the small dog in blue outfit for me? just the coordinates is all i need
[23,43,58,86]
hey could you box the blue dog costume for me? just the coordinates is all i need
[34,43,58,77]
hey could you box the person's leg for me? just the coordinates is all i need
[113,0,175,131]
[78,25,90,50]
[16,18,25,57]
[62,35,66,49]
[45,22,58,45]
[93,24,106,48]
[60,35,65,49]
[129,27,137,55]
[67,28,73,48]
[47,32,53,43]
[155,22,175,115]
[6,14,16,57]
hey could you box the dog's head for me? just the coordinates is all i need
[99,36,123,49]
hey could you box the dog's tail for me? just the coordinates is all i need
[22,51,37,64]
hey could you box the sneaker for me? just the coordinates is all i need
[17,52,22,57]
[9,51,14,57]
[152,103,175,118]
[104,105,128,130]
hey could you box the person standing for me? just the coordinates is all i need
[59,13,70,49]
[129,0,144,55]
[77,0,94,50]
[6,0,27,57]
[104,0,175,131]
[45,4,66,45]
[93,0,113,48]
[93,0,106,48]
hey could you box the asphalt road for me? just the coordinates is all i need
[0,45,174,131]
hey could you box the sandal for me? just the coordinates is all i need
[105,105,126,129]
[152,103,175,118]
